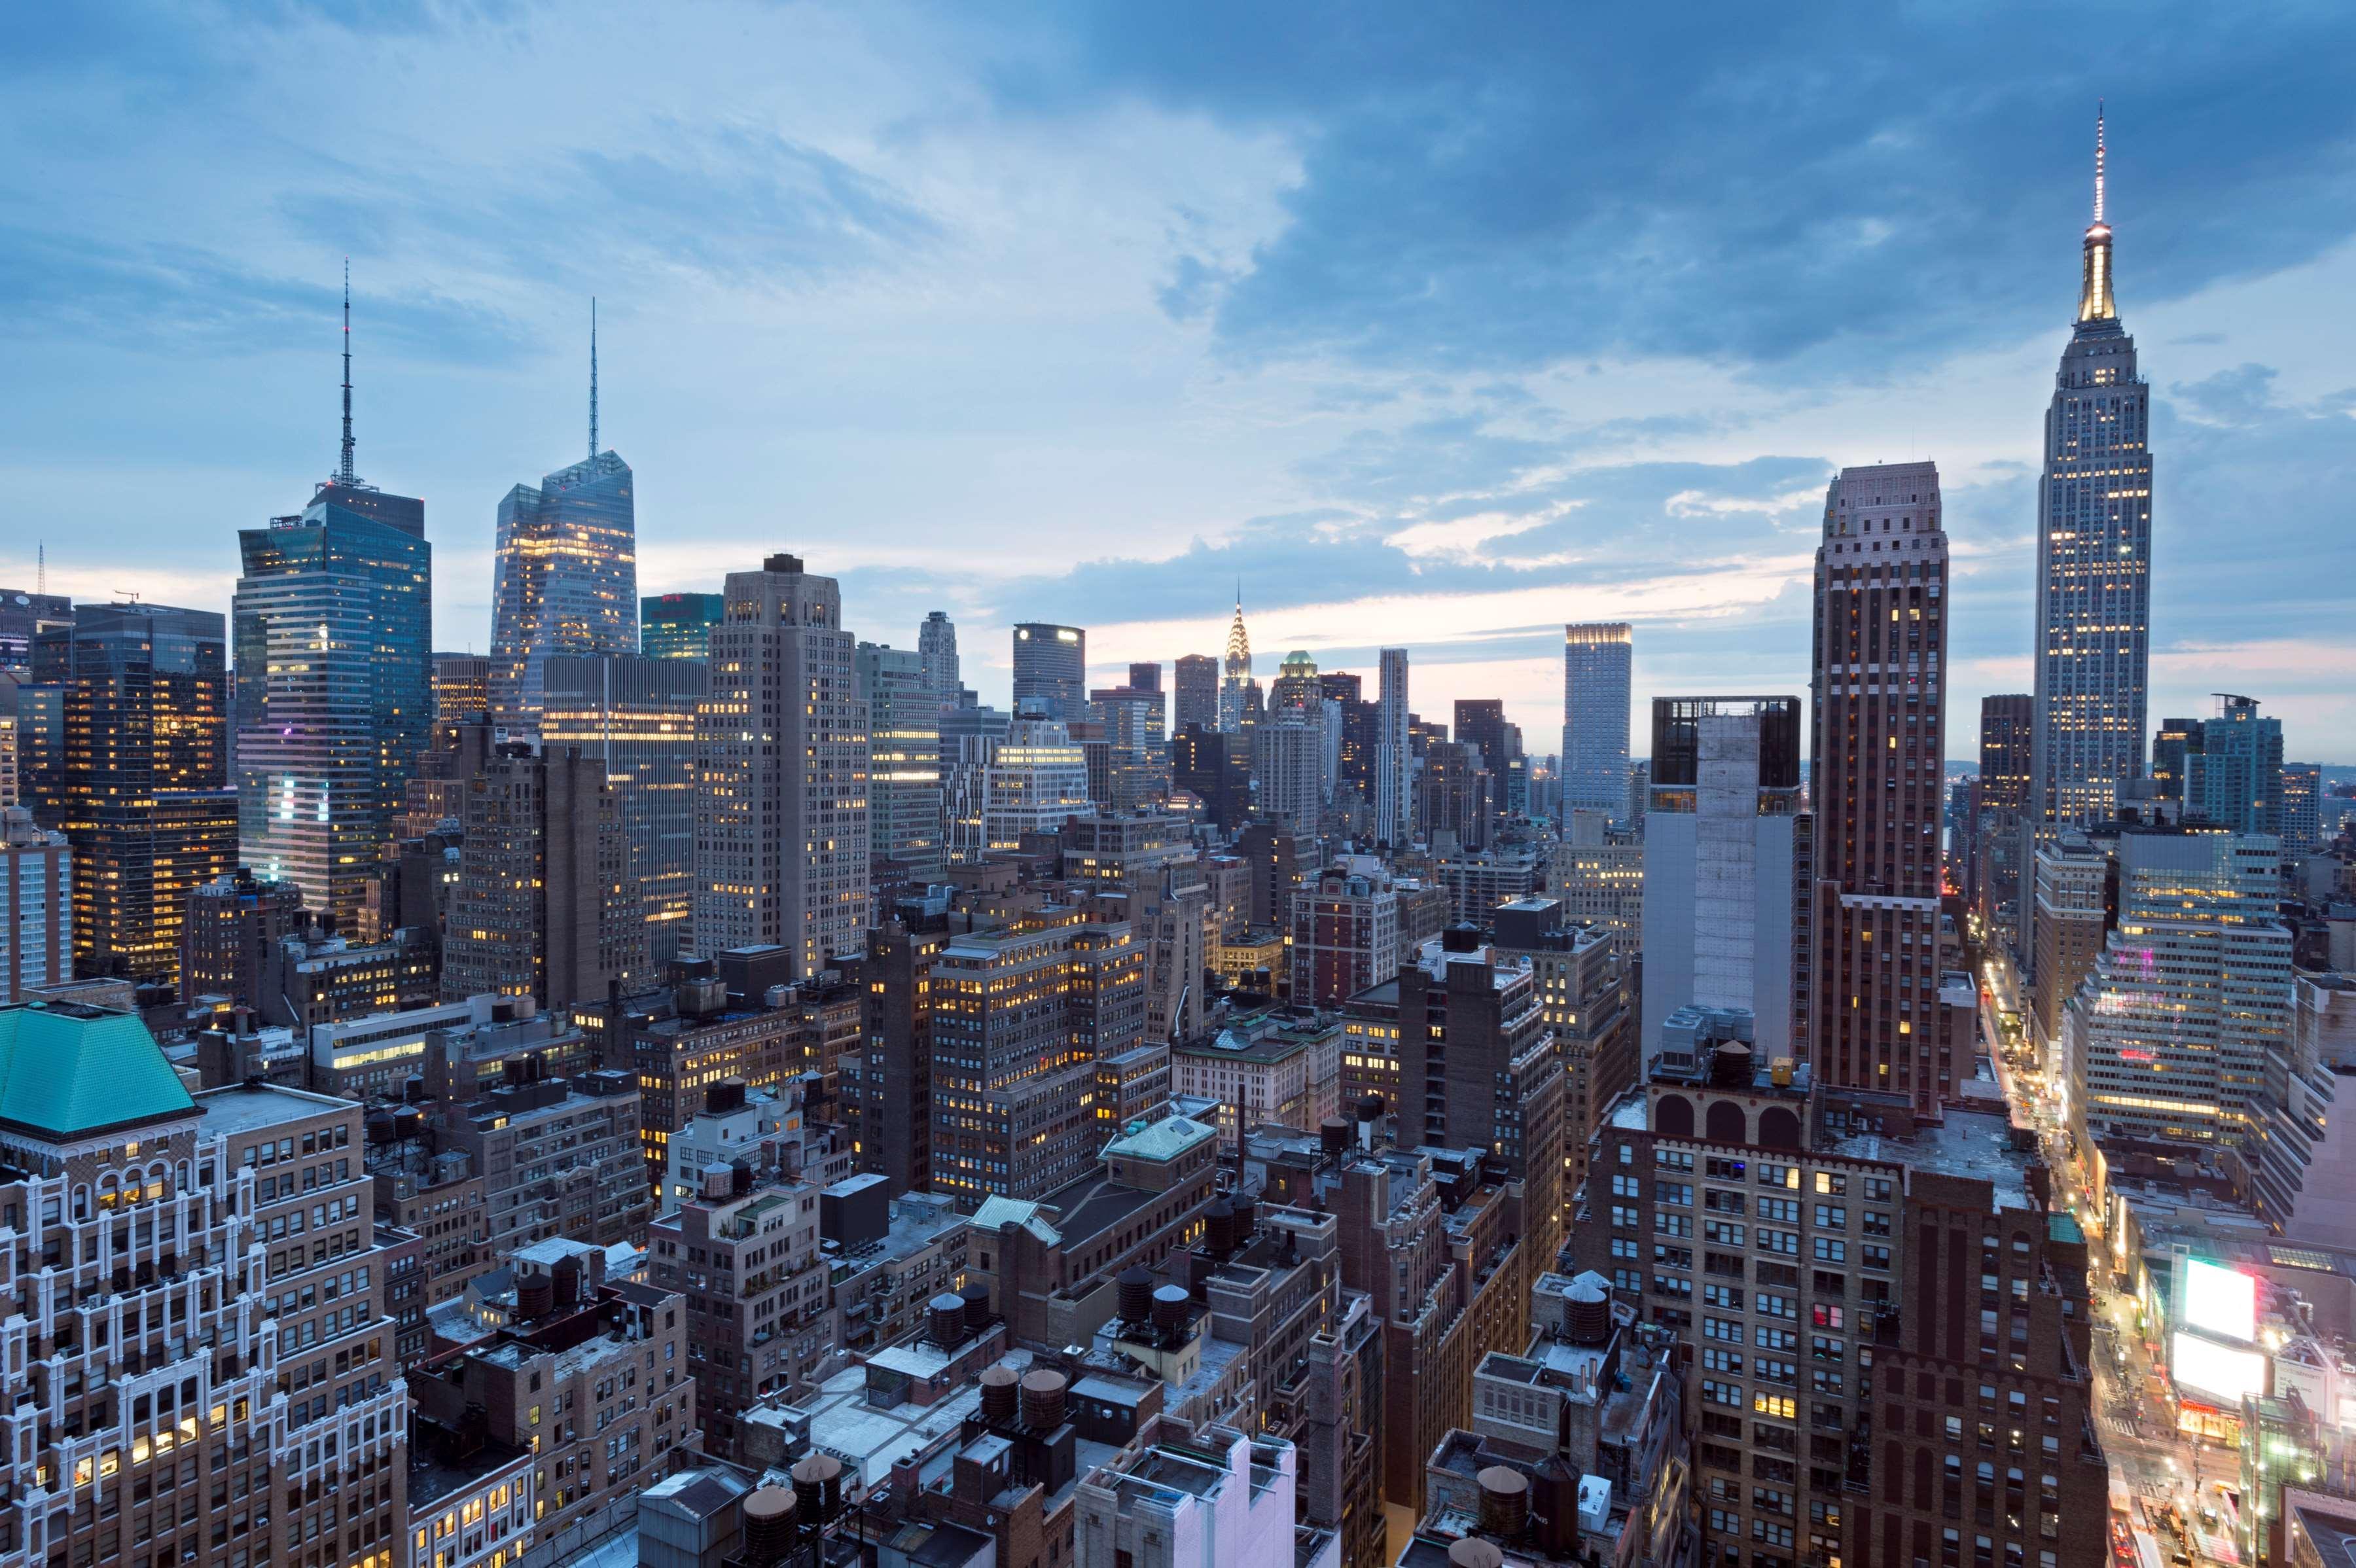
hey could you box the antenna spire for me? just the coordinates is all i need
[2094,100,2106,225]
[338,259,357,485]
[589,296,599,459]
[37,542,45,596]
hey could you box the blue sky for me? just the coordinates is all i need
[7,2,2355,760]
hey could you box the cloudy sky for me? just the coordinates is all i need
[7,2,2355,762]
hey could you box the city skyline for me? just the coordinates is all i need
[8,9,2356,759]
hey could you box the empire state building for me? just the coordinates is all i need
[2030,109,2154,830]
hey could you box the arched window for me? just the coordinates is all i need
[1654,1095,1694,1138]
[1705,1101,1747,1145]
[1758,1107,1802,1150]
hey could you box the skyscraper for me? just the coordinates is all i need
[1638,696,1806,1064]
[440,741,645,1007]
[2189,693,2284,836]
[236,295,432,934]
[641,592,724,660]
[1808,461,1957,1114]
[1218,592,1254,734]
[234,479,432,933]
[854,642,944,882]
[2282,762,2323,856]
[1251,707,1324,830]
[2068,828,2289,1150]
[692,554,868,976]
[433,652,491,722]
[1560,622,1632,815]
[2150,715,2202,801]
[918,609,961,700]
[0,588,70,681]
[1976,692,2035,947]
[38,601,238,986]
[541,652,709,965]
[490,452,639,734]
[1173,652,1219,734]
[0,806,69,1001]
[1375,647,1410,846]
[1010,622,1086,721]
[2031,110,2154,831]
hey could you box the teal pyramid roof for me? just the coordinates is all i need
[0,1004,198,1138]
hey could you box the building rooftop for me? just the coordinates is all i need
[1101,1113,1220,1165]
[1826,1107,2037,1213]
[408,1433,531,1510]
[0,1002,197,1138]
[196,1080,351,1137]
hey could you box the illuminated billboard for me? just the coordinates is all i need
[2171,1331,2265,1404]
[2183,1258,2257,1344]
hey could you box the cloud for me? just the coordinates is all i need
[1010,3,2356,377]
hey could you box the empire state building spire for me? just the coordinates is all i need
[2077,103,2116,325]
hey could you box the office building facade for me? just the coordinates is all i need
[1012,622,1086,722]
[441,743,645,1008]
[1173,652,1219,734]
[2189,694,2284,836]
[1808,461,1953,1114]
[854,642,945,883]
[489,450,638,734]
[918,609,960,699]
[1375,647,1411,847]
[234,480,433,933]
[35,601,236,985]
[641,591,725,660]
[0,807,69,1001]
[1561,622,1632,815]
[541,652,709,965]
[692,554,869,978]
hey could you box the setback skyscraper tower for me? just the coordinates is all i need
[1560,622,1632,816]
[490,308,639,735]
[918,610,960,700]
[2031,109,2153,830]
[1218,591,1254,734]
[1809,461,1956,1115]
[692,554,868,977]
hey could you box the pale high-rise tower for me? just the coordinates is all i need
[1561,623,1632,815]
[1374,647,1410,846]
[2031,107,2153,830]
[692,554,869,977]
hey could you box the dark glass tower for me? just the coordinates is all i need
[641,591,724,660]
[1011,622,1086,721]
[33,601,236,984]
[234,481,432,933]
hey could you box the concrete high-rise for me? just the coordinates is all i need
[854,642,945,882]
[692,554,869,977]
[541,652,709,965]
[440,741,645,1008]
[2188,693,2283,835]
[35,601,237,986]
[1173,652,1219,734]
[1639,696,1806,1065]
[1374,647,1411,847]
[1560,622,1632,815]
[490,450,638,735]
[1808,461,1956,1114]
[234,476,433,933]
[1252,707,1325,830]
[1218,594,1254,734]
[641,590,724,660]
[918,609,961,699]
[2031,111,2153,831]
[1012,622,1086,721]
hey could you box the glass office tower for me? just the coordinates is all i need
[490,450,638,733]
[234,481,432,934]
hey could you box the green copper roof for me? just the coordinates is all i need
[0,1004,198,1138]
